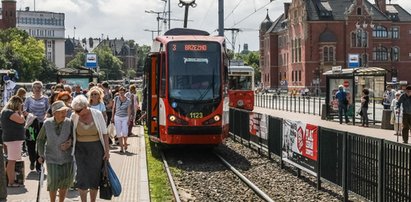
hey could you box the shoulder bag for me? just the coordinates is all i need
[99,160,113,200]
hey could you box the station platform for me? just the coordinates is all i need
[253,106,402,143]
[3,126,149,202]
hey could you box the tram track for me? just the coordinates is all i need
[159,138,367,201]
[160,147,272,202]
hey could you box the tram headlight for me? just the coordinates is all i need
[203,115,221,125]
[169,115,176,122]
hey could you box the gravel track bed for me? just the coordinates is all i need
[217,138,367,202]
[165,148,263,202]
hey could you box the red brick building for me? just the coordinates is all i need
[260,0,411,95]
[0,0,16,29]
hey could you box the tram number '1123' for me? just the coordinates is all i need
[189,112,203,119]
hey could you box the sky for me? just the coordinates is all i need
[16,0,411,52]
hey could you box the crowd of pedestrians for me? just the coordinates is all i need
[1,80,142,202]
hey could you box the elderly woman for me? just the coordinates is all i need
[1,96,25,187]
[71,95,110,202]
[24,81,49,172]
[87,86,107,123]
[112,86,132,153]
[37,101,73,202]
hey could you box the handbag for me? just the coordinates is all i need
[107,123,116,139]
[107,161,122,197]
[99,161,113,200]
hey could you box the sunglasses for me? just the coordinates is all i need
[74,107,84,113]
[91,93,99,96]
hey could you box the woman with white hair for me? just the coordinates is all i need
[70,95,110,202]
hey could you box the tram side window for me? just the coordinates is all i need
[160,53,166,97]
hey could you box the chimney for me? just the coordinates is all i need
[375,0,386,13]
[284,3,291,19]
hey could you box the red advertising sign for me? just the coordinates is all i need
[282,120,318,174]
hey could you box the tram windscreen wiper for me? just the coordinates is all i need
[197,69,215,101]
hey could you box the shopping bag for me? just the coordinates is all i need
[107,161,122,197]
[99,161,113,200]
[107,123,116,139]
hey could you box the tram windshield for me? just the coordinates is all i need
[168,41,221,101]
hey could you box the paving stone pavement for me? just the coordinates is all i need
[3,125,149,202]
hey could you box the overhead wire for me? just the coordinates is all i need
[230,1,273,28]
[199,1,214,30]
[224,0,244,21]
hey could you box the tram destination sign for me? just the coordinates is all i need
[169,41,219,52]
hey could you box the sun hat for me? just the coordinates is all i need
[51,100,69,114]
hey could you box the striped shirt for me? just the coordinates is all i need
[114,96,130,117]
[24,96,49,123]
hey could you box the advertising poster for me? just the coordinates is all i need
[329,78,353,115]
[282,119,318,175]
[59,78,90,90]
[249,113,268,140]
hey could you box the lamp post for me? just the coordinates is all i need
[355,15,374,68]
[178,0,196,28]
[144,29,157,40]
[145,10,164,36]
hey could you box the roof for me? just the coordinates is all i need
[228,65,254,72]
[323,67,387,76]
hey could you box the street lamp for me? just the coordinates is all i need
[178,0,196,28]
[355,14,374,68]
[145,10,165,36]
[144,29,157,40]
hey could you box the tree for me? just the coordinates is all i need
[0,28,49,81]
[137,45,151,74]
[234,51,261,83]
[94,45,123,80]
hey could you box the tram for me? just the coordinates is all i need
[144,28,229,145]
[228,64,254,111]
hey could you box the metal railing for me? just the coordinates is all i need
[229,108,411,202]
[254,94,325,116]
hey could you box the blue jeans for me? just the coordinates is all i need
[338,104,349,124]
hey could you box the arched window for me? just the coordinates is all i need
[351,29,367,48]
[373,46,388,61]
[357,8,362,15]
[373,25,388,38]
[391,47,399,61]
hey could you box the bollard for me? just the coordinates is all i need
[381,109,394,130]
[0,144,7,201]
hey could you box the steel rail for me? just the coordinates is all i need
[160,151,181,202]
[214,152,275,202]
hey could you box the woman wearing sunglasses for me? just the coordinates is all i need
[70,95,110,202]
[87,86,107,124]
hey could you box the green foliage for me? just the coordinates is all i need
[145,131,173,201]
[234,51,261,83]
[137,45,151,73]
[94,45,123,80]
[0,28,53,81]
[66,52,85,69]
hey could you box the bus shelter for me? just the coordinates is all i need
[323,67,386,125]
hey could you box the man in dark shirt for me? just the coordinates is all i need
[396,85,411,143]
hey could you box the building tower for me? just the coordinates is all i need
[1,0,16,29]
[259,9,273,87]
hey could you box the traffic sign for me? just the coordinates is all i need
[343,80,349,88]
[85,53,98,68]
